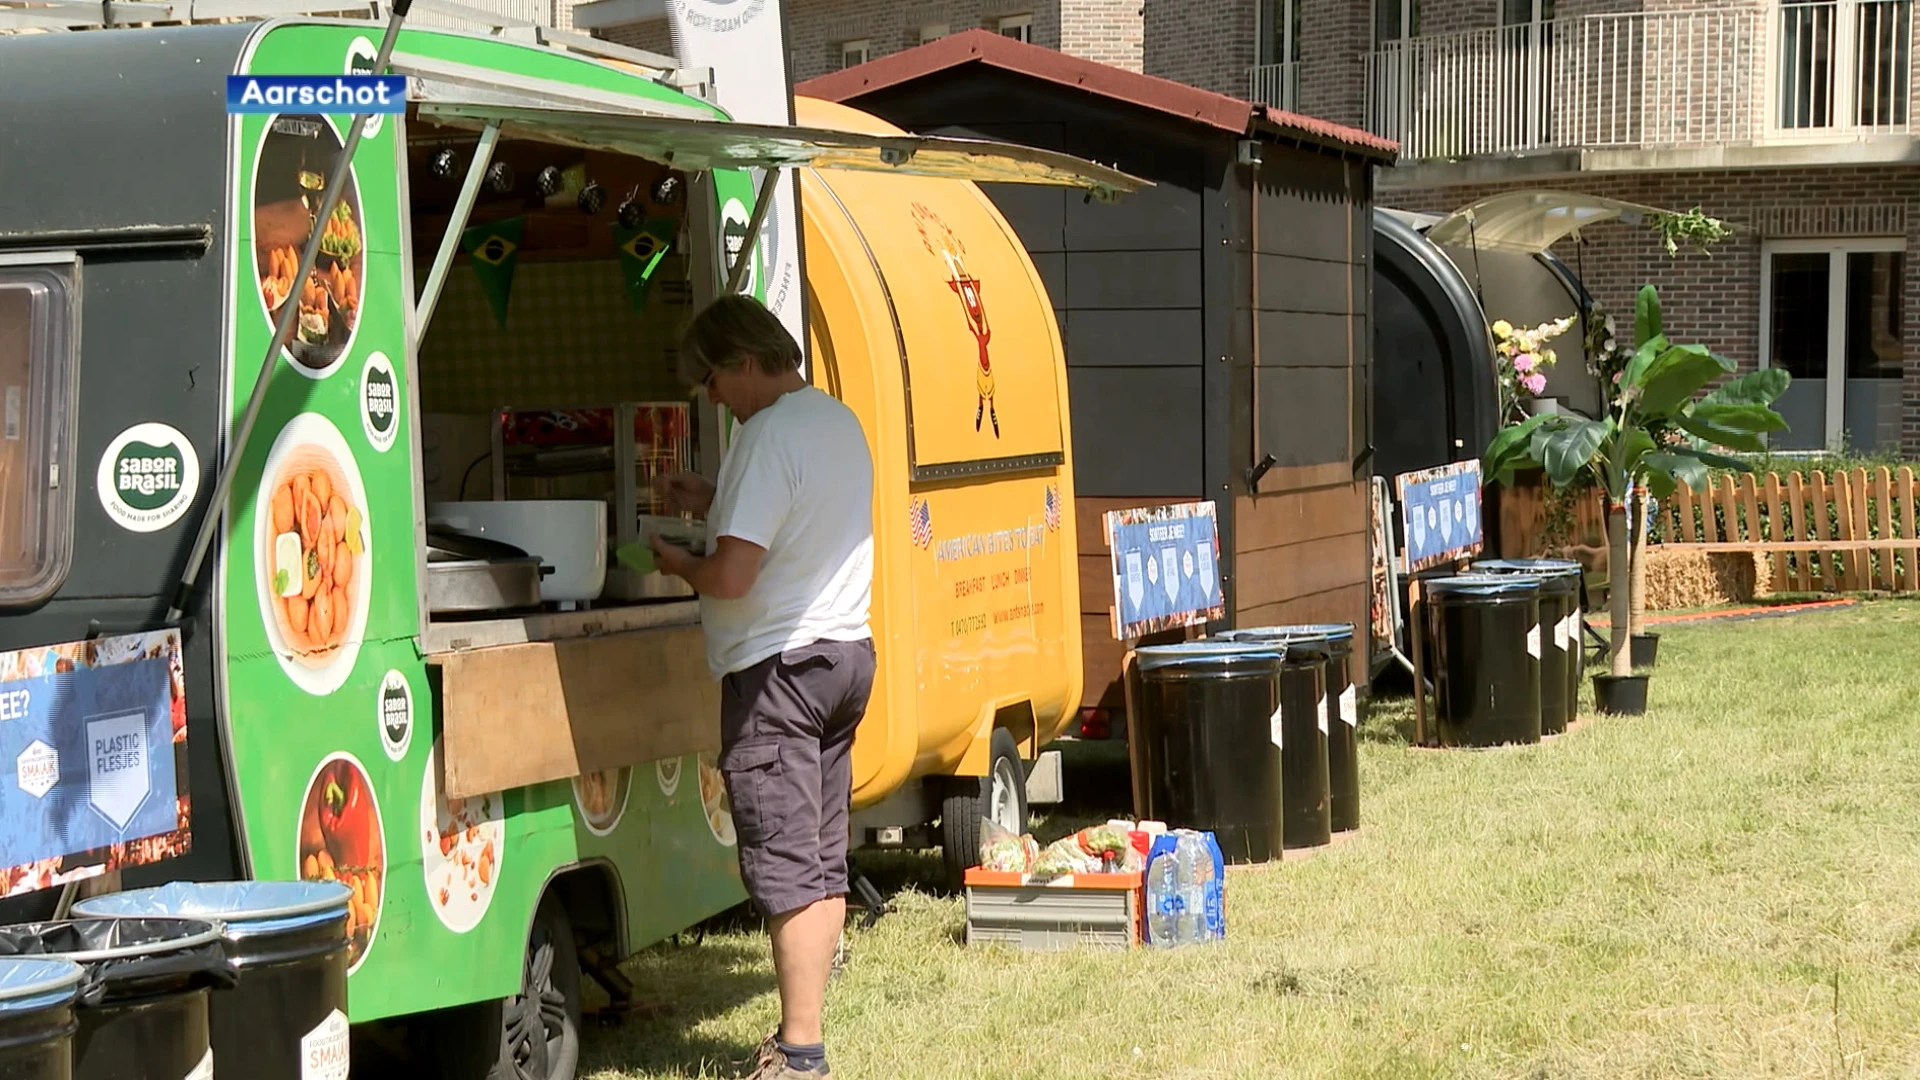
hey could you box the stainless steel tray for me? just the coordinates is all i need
[428,557,544,613]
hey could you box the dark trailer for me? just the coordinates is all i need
[800,31,1397,721]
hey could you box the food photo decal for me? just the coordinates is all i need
[421,739,505,934]
[266,449,365,661]
[251,113,365,373]
[299,755,385,970]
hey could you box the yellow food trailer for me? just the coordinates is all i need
[797,97,1090,887]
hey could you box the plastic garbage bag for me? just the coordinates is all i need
[0,918,237,1006]
[72,881,350,939]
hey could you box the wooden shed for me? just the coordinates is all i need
[800,32,1398,718]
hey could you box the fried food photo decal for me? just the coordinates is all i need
[297,272,330,344]
[320,199,361,261]
[300,758,384,965]
[268,455,365,660]
[259,245,298,312]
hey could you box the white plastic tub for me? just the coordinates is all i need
[428,500,608,603]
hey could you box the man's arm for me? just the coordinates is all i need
[653,535,765,600]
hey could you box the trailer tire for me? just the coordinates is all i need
[492,896,583,1080]
[428,895,583,1080]
[939,728,1027,891]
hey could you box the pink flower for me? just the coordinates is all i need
[1513,353,1538,373]
[1521,372,1548,396]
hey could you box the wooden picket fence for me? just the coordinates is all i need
[1656,468,1920,594]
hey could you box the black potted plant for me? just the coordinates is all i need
[1486,285,1791,714]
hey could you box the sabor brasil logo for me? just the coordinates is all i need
[97,423,200,533]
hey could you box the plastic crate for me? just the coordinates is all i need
[962,869,1143,951]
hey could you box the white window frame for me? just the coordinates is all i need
[1766,0,1913,137]
[997,13,1033,42]
[1758,235,1906,451]
[839,38,871,68]
[918,22,950,44]
[1375,0,1418,45]
[1256,0,1300,67]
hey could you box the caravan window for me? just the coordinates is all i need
[0,259,79,606]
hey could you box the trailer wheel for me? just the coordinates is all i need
[491,896,583,1080]
[426,896,583,1080]
[939,728,1027,891]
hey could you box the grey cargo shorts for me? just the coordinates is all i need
[719,637,877,918]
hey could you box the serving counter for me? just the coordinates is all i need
[426,600,718,799]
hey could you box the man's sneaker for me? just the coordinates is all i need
[744,1041,830,1080]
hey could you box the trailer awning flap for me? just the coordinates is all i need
[412,100,1149,199]
[1424,190,1672,253]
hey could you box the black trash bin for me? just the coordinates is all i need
[74,881,351,1080]
[1221,625,1355,837]
[1473,559,1582,734]
[1426,574,1545,747]
[0,917,233,1080]
[0,957,84,1080]
[1130,642,1289,864]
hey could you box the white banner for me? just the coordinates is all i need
[665,0,808,368]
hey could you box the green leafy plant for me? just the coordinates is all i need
[1486,284,1792,677]
[1651,207,1732,258]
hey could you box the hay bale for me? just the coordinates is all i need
[1643,547,1771,610]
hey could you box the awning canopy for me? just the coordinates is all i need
[1423,190,1675,254]
[410,97,1150,200]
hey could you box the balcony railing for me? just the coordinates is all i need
[1248,61,1301,113]
[1366,2,1915,163]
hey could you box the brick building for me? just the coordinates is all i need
[575,0,1920,455]
[1341,0,1920,457]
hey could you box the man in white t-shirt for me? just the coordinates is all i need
[650,295,874,1080]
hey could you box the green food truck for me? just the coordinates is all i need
[0,9,1137,1077]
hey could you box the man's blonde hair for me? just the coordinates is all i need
[679,294,802,383]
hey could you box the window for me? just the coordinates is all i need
[1259,0,1301,67]
[1254,0,1303,111]
[997,13,1033,42]
[1777,0,1912,131]
[918,22,950,44]
[0,257,79,606]
[839,38,871,69]
[1375,0,1419,45]
[1760,238,1907,451]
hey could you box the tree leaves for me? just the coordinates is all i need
[1641,450,1710,499]
[1690,402,1789,433]
[1635,284,1663,349]
[1639,344,1735,415]
[1482,413,1555,486]
[1541,418,1610,489]
[1623,335,1668,394]
[1673,413,1769,454]
[1700,367,1791,408]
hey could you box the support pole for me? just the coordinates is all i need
[416,120,502,334]
[725,167,781,295]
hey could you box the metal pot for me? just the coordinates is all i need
[426,528,546,614]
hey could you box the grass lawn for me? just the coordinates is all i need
[582,603,1920,1079]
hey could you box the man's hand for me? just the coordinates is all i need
[653,472,716,516]
[649,533,695,578]
[648,534,764,600]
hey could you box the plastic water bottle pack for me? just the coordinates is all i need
[1144,829,1226,947]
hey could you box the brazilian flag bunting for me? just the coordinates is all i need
[461,216,524,328]
[613,218,678,312]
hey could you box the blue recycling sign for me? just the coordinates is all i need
[1395,460,1485,572]
[0,649,179,870]
[1105,502,1226,641]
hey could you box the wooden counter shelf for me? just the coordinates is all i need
[427,599,717,799]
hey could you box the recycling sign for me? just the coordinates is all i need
[1105,502,1225,641]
